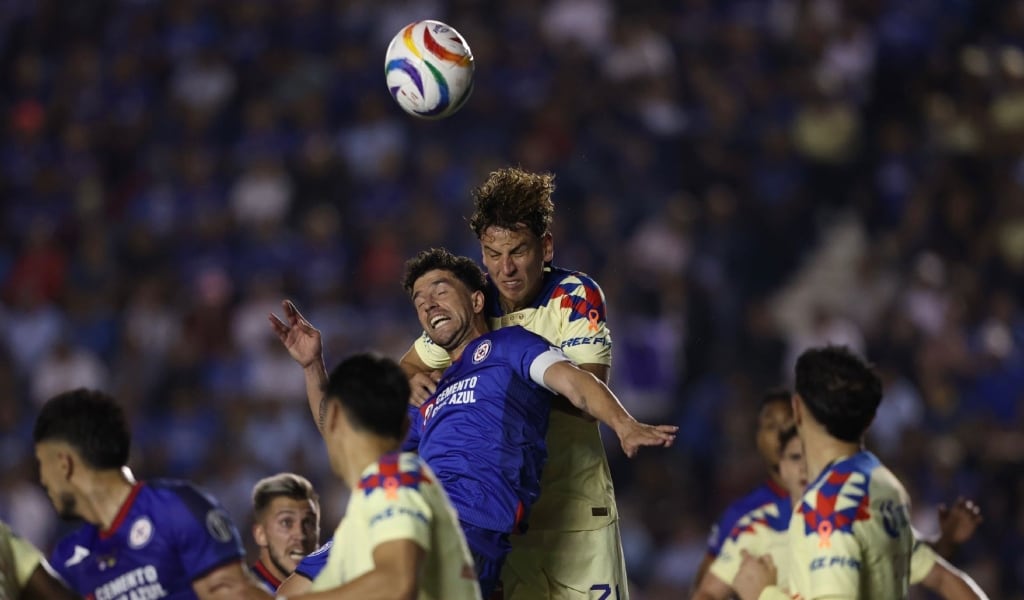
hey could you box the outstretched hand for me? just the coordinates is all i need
[937,497,983,551]
[617,422,677,458]
[268,300,323,369]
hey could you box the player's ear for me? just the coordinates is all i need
[791,393,803,427]
[541,232,553,263]
[58,450,74,482]
[253,522,267,548]
[471,290,485,315]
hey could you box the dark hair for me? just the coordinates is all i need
[321,353,411,440]
[252,473,320,518]
[794,346,882,443]
[760,387,791,411]
[402,248,487,295]
[33,389,131,469]
[468,167,555,239]
[778,425,799,451]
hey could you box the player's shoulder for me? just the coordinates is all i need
[718,481,787,531]
[306,539,333,560]
[545,267,605,299]
[144,479,225,513]
[142,479,237,539]
[357,452,435,498]
[51,526,96,566]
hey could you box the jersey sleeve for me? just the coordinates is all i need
[294,540,332,581]
[553,275,612,367]
[363,485,434,553]
[412,332,453,371]
[400,404,423,452]
[164,483,246,581]
[1,523,43,590]
[908,538,938,585]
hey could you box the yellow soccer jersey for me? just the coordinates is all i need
[413,267,616,531]
[708,483,792,587]
[0,521,44,592]
[781,451,913,599]
[311,452,480,600]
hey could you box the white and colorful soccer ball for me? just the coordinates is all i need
[384,20,474,119]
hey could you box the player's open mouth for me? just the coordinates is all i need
[288,551,306,560]
[430,315,451,329]
[501,280,521,290]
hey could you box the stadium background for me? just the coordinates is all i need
[1,0,1022,597]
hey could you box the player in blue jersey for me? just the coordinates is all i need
[33,389,273,599]
[268,249,677,597]
[396,248,677,596]
[248,473,320,591]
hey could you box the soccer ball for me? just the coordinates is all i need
[384,20,474,119]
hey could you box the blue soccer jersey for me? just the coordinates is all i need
[293,540,332,581]
[402,326,566,534]
[51,480,245,600]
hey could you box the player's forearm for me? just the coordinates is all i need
[559,368,635,433]
[923,558,990,600]
[304,356,329,433]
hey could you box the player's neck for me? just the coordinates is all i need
[81,469,136,529]
[801,426,860,484]
[448,318,490,362]
[338,437,401,490]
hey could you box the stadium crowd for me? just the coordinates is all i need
[1,0,1022,597]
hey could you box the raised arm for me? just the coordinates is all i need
[541,361,676,457]
[918,556,989,600]
[269,300,330,432]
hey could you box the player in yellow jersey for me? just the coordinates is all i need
[398,168,626,599]
[0,520,79,599]
[281,353,480,600]
[695,392,989,600]
[734,346,989,600]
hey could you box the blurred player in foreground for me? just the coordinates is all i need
[694,392,988,599]
[34,389,269,599]
[0,520,78,599]
[286,353,481,599]
[249,473,320,591]
[399,167,633,599]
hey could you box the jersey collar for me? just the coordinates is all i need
[252,560,283,589]
[99,481,144,540]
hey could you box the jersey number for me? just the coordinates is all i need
[590,584,620,600]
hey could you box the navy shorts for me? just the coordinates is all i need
[461,522,511,598]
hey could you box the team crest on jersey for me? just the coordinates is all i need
[472,340,491,364]
[128,516,154,549]
[205,509,234,543]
